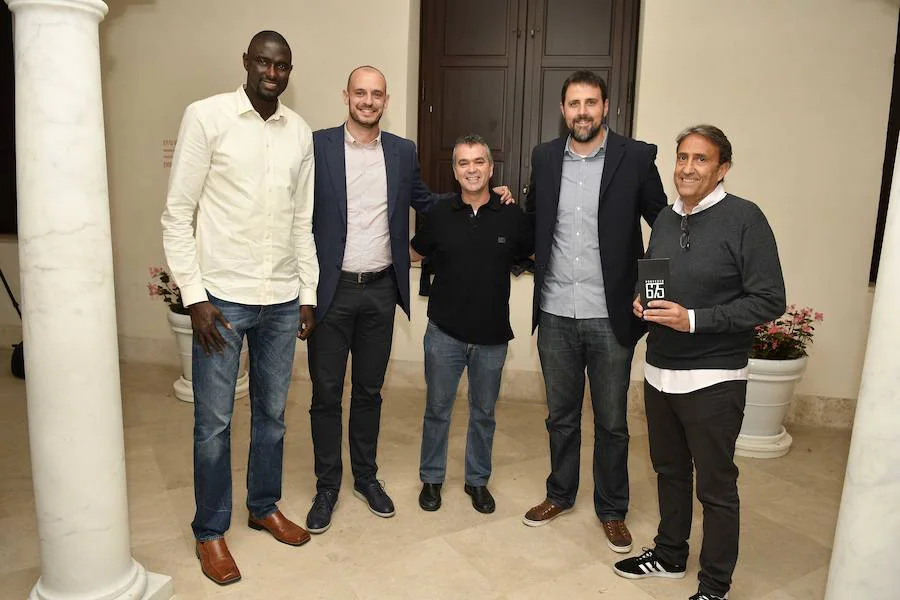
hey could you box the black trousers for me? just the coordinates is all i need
[644,379,746,598]
[308,275,397,492]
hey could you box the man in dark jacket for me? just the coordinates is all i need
[522,70,667,556]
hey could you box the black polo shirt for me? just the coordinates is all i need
[411,192,534,345]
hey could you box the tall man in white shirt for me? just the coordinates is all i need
[161,31,318,586]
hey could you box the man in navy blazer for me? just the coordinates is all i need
[522,71,667,554]
[303,65,433,534]
[304,66,511,533]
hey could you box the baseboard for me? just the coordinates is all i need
[118,336,856,429]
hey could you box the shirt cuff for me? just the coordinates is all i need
[181,285,208,308]
[299,287,317,307]
[688,309,696,333]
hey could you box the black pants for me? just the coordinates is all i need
[308,275,397,492]
[644,379,746,598]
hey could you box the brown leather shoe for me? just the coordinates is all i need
[601,519,633,553]
[195,538,241,585]
[248,509,311,546]
[522,499,572,527]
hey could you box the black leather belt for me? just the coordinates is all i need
[339,267,391,284]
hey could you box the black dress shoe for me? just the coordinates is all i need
[464,484,495,514]
[418,483,442,511]
[306,489,338,534]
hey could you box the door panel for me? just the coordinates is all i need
[544,0,614,57]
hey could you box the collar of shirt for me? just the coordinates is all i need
[235,85,287,121]
[564,126,608,160]
[451,191,502,211]
[344,124,382,148]
[673,183,727,216]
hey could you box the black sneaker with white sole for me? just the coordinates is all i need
[613,548,686,580]
[353,480,395,518]
[689,593,728,600]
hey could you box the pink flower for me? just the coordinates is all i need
[815,312,824,322]
[147,283,158,297]
[801,324,812,333]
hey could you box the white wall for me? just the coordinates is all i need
[1,0,895,402]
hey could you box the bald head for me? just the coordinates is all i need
[343,65,390,132]
[347,65,387,93]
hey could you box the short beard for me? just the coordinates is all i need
[571,122,601,143]
[350,109,381,129]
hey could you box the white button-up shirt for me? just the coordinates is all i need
[162,86,318,307]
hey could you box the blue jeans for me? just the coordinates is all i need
[420,321,508,486]
[191,294,300,541]
[536,311,634,520]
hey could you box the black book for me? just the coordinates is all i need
[638,258,670,309]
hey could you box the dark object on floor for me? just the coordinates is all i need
[0,268,24,379]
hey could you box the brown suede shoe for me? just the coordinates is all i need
[601,519,633,553]
[195,538,241,585]
[522,499,572,527]
[248,509,311,546]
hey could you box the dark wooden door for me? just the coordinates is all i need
[418,0,527,193]
[418,0,640,197]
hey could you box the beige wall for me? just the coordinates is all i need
[632,0,896,399]
[1,0,895,402]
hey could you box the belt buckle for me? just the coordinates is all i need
[357,272,364,284]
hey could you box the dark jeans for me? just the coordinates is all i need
[307,275,397,491]
[419,321,508,486]
[536,311,634,520]
[644,379,747,598]
[191,294,299,541]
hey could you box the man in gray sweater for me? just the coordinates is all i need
[612,125,785,600]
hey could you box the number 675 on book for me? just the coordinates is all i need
[638,258,670,310]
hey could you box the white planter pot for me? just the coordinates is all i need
[735,356,807,459]
[166,310,249,403]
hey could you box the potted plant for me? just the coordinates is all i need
[735,305,824,458]
[148,266,248,403]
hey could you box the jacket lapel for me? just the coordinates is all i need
[326,127,348,228]
[383,133,400,221]
[599,130,625,204]
[548,137,566,221]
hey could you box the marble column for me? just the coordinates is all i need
[825,133,900,598]
[6,1,173,599]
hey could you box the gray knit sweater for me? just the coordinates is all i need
[644,194,786,370]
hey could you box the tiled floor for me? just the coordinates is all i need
[0,359,849,599]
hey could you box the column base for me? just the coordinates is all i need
[735,426,793,459]
[173,372,250,403]
[29,560,173,600]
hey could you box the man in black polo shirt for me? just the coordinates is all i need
[410,134,533,514]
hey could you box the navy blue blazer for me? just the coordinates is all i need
[312,125,440,321]
[525,130,668,347]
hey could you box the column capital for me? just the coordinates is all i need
[5,0,108,20]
